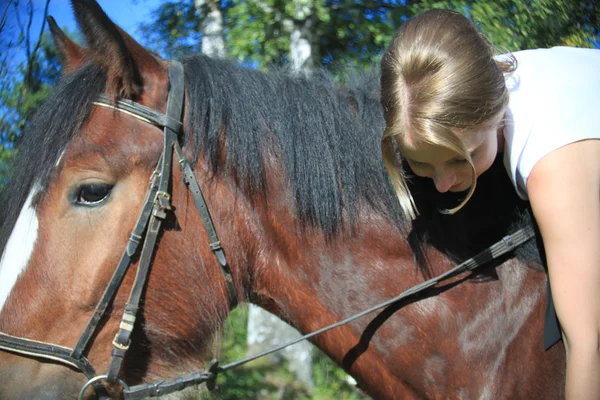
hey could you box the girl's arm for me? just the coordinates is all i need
[528,139,600,400]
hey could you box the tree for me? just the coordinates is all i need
[409,0,598,51]
[0,0,59,187]
[138,0,404,70]
[139,0,598,71]
[196,0,227,57]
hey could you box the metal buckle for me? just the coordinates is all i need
[502,235,514,249]
[148,170,160,188]
[112,335,131,351]
[79,374,129,400]
[153,191,172,219]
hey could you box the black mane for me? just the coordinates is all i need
[181,54,403,237]
[0,57,403,256]
[0,53,538,277]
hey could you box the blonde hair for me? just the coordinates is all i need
[381,9,515,219]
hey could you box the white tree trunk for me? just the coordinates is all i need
[288,0,314,72]
[247,307,314,389]
[195,0,226,58]
[290,26,312,72]
[246,1,316,392]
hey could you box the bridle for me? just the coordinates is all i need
[0,61,236,399]
[0,61,535,399]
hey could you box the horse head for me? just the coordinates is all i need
[0,1,245,397]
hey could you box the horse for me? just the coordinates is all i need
[0,0,565,398]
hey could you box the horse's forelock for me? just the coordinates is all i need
[0,63,106,257]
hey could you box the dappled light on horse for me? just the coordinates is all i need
[0,0,566,399]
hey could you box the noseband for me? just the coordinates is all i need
[0,61,237,399]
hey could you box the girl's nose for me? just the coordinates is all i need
[433,170,457,193]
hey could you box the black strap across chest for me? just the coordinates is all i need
[0,60,535,399]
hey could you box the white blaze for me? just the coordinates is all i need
[0,191,39,314]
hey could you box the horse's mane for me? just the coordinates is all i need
[181,54,404,238]
[0,57,405,257]
[0,63,106,255]
[0,52,540,278]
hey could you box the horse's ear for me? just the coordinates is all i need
[112,25,170,102]
[47,16,87,73]
[70,0,166,100]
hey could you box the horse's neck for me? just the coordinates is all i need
[248,214,429,397]
[248,212,551,398]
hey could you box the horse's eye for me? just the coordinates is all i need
[74,183,113,206]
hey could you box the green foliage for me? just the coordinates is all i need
[410,0,599,51]
[201,307,368,399]
[0,30,63,188]
[0,148,15,190]
[139,1,404,70]
[139,0,597,73]
[226,0,291,67]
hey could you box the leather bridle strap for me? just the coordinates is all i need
[70,167,161,360]
[0,61,237,399]
[0,333,96,378]
[103,61,238,382]
[174,143,238,306]
[105,62,184,382]
[0,136,163,400]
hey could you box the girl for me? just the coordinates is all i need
[380,9,600,399]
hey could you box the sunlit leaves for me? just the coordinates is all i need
[411,0,598,51]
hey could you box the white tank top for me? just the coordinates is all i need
[502,47,600,199]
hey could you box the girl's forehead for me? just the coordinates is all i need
[398,123,494,163]
[399,140,460,163]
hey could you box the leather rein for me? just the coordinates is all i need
[0,61,535,399]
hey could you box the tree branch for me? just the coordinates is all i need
[0,0,14,35]
[24,1,33,66]
[24,0,50,88]
[14,1,24,41]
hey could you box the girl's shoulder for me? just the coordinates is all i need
[502,47,600,200]
[506,47,600,98]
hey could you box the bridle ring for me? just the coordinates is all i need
[78,375,129,400]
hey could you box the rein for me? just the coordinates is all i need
[0,61,535,399]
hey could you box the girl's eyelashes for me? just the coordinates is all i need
[408,160,428,168]
[450,158,468,165]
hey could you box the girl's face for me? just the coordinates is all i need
[399,122,504,193]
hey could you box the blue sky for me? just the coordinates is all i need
[4,0,162,49]
[2,0,164,76]
[47,0,163,39]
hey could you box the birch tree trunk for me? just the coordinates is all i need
[194,0,225,58]
[287,0,314,72]
[246,0,316,390]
